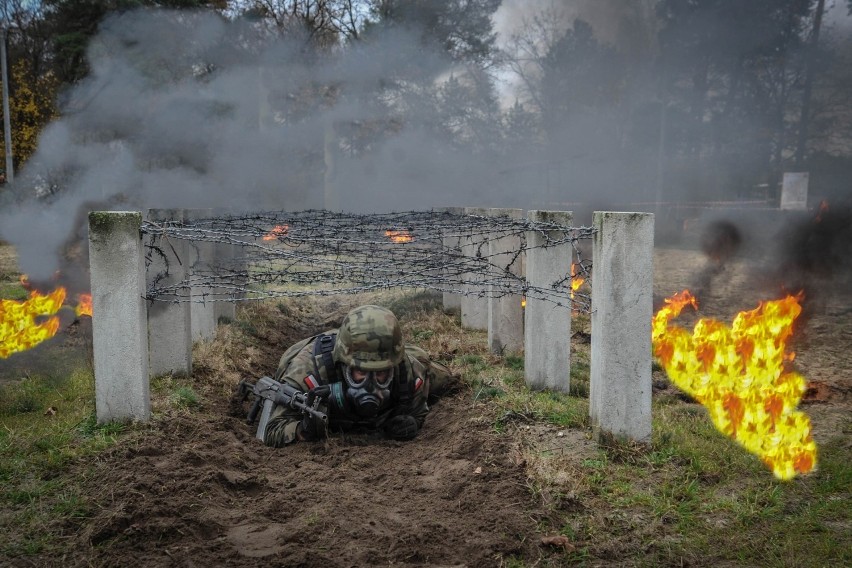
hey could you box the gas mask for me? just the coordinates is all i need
[343,365,394,418]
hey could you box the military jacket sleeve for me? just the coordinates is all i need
[263,338,319,448]
[391,353,431,428]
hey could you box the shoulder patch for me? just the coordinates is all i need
[304,374,318,390]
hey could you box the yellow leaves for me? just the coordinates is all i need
[0,58,59,169]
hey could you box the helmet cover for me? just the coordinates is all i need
[333,305,404,371]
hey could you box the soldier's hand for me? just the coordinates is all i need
[384,415,419,441]
[296,410,327,441]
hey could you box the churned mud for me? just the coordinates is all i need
[49,395,544,567]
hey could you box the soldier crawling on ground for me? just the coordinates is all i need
[254,304,455,447]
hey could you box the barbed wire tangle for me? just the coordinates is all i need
[141,209,595,312]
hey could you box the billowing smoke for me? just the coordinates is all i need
[772,202,852,315]
[0,9,500,281]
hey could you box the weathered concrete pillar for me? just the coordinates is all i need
[461,207,490,330]
[525,210,573,391]
[88,211,150,423]
[590,212,654,444]
[146,209,192,378]
[213,240,237,323]
[186,209,217,342]
[440,207,464,313]
[487,208,524,354]
[210,208,238,324]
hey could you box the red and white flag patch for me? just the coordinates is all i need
[304,374,318,390]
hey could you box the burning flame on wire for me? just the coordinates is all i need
[652,290,817,480]
[570,263,586,300]
[385,230,413,243]
[1,279,93,359]
[522,264,586,309]
[262,225,289,241]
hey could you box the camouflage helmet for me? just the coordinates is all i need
[333,305,404,370]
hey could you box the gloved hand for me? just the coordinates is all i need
[296,409,327,441]
[384,415,419,441]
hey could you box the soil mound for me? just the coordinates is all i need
[44,392,548,567]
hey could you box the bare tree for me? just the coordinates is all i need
[246,0,362,47]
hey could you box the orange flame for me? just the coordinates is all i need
[570,263,586,299]
[262,225,289,241]
[652,290,816,479]
[1,288,66,359]
[385,230,413,243]
[75,293,93,318]
[1,277,94,358]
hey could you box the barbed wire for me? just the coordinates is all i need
[141,209,595,311]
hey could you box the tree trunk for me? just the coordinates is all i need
[794,0,826,167]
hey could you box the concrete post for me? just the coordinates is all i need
[146,209,192,378]
[88,212,150,423]
[461,207,490,330]
[487,208,524,355]
[590,212,654,444]
[780,172,809,210]
[440,207,464,313]
[525,210,573,391]
[213,239,237,323]
[186,209,217,342]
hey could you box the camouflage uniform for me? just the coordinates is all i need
[263,306,451,447]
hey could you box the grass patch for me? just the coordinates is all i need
[0,349,215,558]
[0,368,131,557]
[151,374,205,411]
[524,393,852,566]
[0,280,28,301]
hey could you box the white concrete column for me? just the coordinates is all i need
[525,210,573,391]
[461,207,490,330]
[487,208,524,354]
[186,208,217,342]
[146,209,192,378]
[440,207,464,313]
[88,211,150,423]
[590,211,654,444]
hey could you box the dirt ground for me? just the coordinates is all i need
[3,208,851,567]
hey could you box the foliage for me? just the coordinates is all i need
[654,0,822,198]
[365,0,501,66]
[0,59,59,170]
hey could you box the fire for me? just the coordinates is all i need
[75,293,93,317]
[262,225,289,241]
[570,263,586,299]
[1,288,66,359]
[652,290,817,480]
[385,230,413,243]
[1,280,94,359]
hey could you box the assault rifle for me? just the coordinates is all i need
[237,377,329,441]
